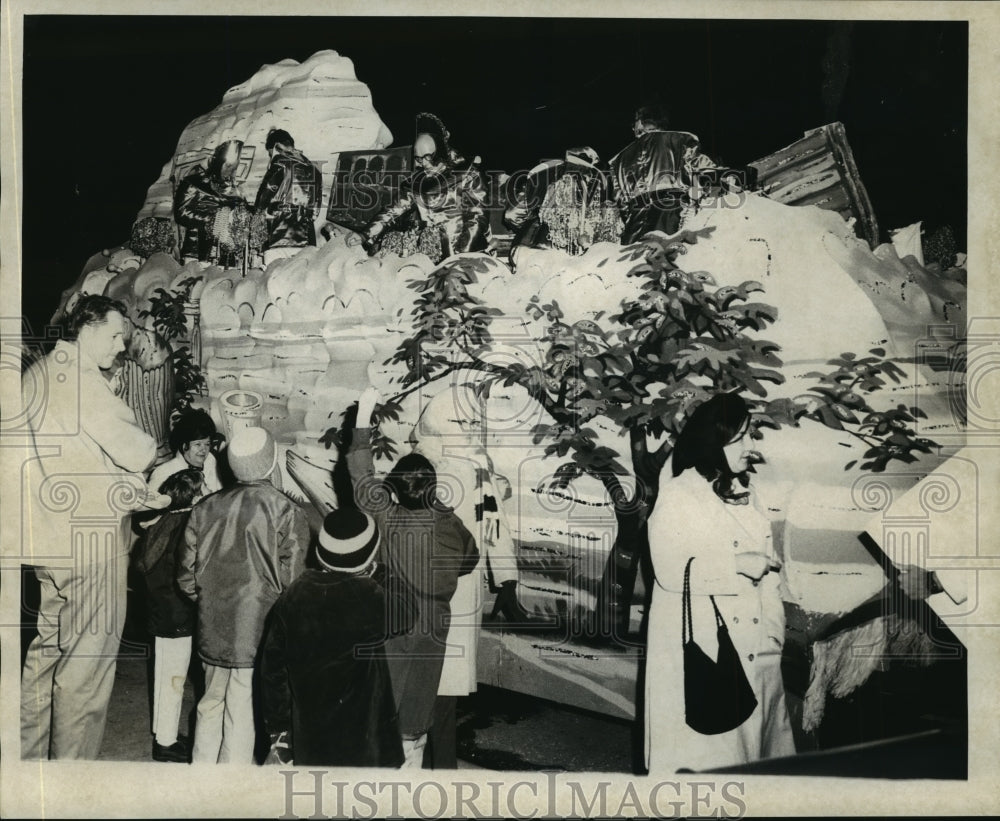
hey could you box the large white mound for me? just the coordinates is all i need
[136,50,393,224]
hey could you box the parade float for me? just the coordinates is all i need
[51,50,969,757]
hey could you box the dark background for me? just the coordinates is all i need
[21,16,967,335]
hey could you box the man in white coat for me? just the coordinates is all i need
[20,295,165,759]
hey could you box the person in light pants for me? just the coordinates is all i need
[178,426,308,764]
[20,295,162,760]
[133,468,205,762]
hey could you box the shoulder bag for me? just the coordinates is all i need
[682,556,758,734]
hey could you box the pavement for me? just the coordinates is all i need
[19,568,635,770]
[94,641,635,770]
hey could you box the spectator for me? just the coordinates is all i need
[344,387,480,767]
[178,426,309,764]
[21,294,164,760]
[132,468,205,763]
[148,408,224,497]
[645,393,794,773]
[609,104,717,243]
[260,507,404,767]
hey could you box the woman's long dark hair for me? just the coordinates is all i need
[671,392,752,502]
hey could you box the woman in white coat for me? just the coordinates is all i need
[645,392,795,774]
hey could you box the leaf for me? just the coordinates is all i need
[814,404,845,431]
[882,361,908,383]
[831,403,860,424]
[844,460,858,471]
[550,462,584,489]
[319,427,341,449]
[673,344,742,376]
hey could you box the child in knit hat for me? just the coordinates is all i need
[178,426,309,764]
[259,507,404,767]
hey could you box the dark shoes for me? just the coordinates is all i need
[152,737,190,763]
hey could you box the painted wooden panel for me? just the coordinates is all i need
[750,122,879,248]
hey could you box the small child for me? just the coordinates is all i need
[260,507,404,767]
[132,468,204,763]
[178,426,309,764]
[344,387,480,767]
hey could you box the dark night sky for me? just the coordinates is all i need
[21,16,967,335]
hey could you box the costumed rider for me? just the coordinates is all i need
[254,128,324,267]
[504,146,622,263]
[362,112,489,265]
[173,139,263,268]
[608,104,717,244]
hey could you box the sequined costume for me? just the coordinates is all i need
[608,130,716,243]
[505,147,622,256]
[365,113,488,265]
[173,140,252,265]
[367,163,488,264]
[254,144,324,250]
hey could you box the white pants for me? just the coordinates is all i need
[152,636,192,746]
[21,554,127,760]
[192,664,256,764]
[400,733,428,769]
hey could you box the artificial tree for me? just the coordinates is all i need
[324,229,939,637]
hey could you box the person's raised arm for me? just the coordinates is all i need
[344,387,389,517]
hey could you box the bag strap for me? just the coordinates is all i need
[683,556,727,644]
[710,594,726,629]
[682,556,694,644]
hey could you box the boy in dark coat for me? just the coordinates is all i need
[133,468,203,763]
[260,508,404,767]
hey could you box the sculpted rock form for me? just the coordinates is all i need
[135,50,393,225]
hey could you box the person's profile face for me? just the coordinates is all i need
[721,416,753,473]
[723,436,749,473]
[79,311,127,370]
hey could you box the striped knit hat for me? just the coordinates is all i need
[316,508,379,573]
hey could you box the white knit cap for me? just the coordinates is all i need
[227,426,277,482]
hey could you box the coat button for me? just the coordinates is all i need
[732,616,739,623]
[748,653,755,662]
[753,617,759,624]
